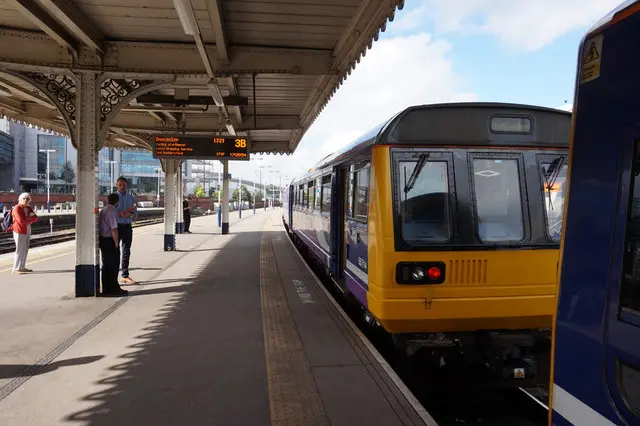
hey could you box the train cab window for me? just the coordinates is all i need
[620,142,640,315]
[352,164,370,221]
[396,158,451,243]
[472,158,525,242]
[540,158,568,241]
[321,175,331,213]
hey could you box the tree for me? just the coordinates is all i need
[232,185,252,203]
[194,185,205,198]
[254,190,264,203]
[60,161,75,184]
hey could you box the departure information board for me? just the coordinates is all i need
[153,135,250,161]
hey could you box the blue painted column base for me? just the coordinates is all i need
[239,208,242,219]
[222,222,229,235]
[175,222,183,234]
[164,234,176,251]
[217,206,221,227]
[75,264,99,297]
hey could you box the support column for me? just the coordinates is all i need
[75,72,100,297]
[222,160,230,234]
[175,163,183,234]
[163,160,177,250]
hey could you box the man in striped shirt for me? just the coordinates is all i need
[116,176,138,284]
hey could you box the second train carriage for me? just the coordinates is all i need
[283,102,571,384]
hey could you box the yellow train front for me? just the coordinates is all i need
[284,102,570,385]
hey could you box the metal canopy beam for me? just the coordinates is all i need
[39,0,103,51]
[206,0,229,64]
[137,94,248,106]
[110,113,298,133]
[5,0,77,50]
[0,30,335,76]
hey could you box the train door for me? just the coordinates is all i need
[604,132,640,423]
[344,161,370,302]
[330,166,347,280]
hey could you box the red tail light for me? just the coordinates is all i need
[428,266,442,280]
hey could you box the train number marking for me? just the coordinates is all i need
[292,280,315,304]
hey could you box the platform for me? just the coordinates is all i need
[0,209,431,425]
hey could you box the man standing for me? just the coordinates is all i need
[183,197,191,233]
[115,176,138,284]
[99,193,128,296]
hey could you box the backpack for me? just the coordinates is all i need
[1,208,13,232]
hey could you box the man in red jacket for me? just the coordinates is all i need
[11,192,38,274]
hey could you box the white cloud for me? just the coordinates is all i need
[231,32,478,184]
[394,0,621,51]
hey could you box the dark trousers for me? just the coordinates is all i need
[117,223,133,277]
[184,212,191,232]
[99,236,121,293]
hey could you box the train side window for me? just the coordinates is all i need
[472,158,525,242]
[352,163,370,221]
[620,141,640,315]
[321,175,331,213]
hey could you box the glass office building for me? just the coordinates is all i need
[98,148,163,197]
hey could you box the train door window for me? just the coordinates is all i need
[620,141,640,315]
[299,184,305,208]
[314,178,321,211]
[321,175,331,213]
[307,181,315,210]
[539,156,568,241]
[395,153,452,243]
[352,163,370,221]
[472,157,525,242]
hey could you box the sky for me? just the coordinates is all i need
[230,0,620,186]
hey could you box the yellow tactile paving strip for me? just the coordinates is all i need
[260,214,329,426]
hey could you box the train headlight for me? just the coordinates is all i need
[411,267,425,281]
[396,262,446,285]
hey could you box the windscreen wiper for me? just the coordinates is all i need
[543,156,565,210]
[404,153,429,194]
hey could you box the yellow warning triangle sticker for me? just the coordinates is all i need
[583,41,600,64]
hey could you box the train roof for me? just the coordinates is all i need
[291,102,571,182]
[588,0,640,34]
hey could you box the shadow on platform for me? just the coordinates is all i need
[63,230,273,426]
[0,355,104,379]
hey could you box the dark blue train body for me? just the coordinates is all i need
[551,1,640,425]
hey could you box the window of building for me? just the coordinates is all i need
[472,157,525,242]
[321,175,331,213]
[352,163,370,221]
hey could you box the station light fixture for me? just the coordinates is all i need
[0,86,11,97]
[173,0,200,36]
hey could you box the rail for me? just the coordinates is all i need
[0,216,164,255]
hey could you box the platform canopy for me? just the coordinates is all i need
[0,0,404,154]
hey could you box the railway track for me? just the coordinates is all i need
[0,217,164,255]
[286,224,549,426]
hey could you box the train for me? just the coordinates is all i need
[282,102,571,387]
[550,1,640,425]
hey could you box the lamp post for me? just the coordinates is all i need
[39,149,55,213]
[105,160,117,192]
